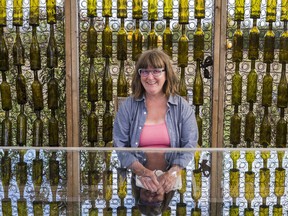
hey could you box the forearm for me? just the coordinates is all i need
[129,161,150,177]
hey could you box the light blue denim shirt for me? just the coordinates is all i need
[113,94,198,169]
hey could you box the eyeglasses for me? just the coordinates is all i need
[138,199,162,207]
[138,68,165,77]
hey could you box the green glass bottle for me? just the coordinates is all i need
[132,20,143,61]
[193,61,203,105]
[132,206,141,216]
[250,0,261,19]
[178,169,187,195]
[191,208,201,216]
[88,104,98,142]
[0,0,6,26]
[87,59,98,102]
[263,25,275,64]
[178,26,188,67]
[1,154,11,190]
[259,205,269,216]
[30,0,40,25]
[178,67,187,98]
[261,68,273,107]
[13,0,23,26]
[274,167,285,197]
[102,58,112,101]
[103,0,112,17]
[46,0,56,24]
[117,0,127,18]
[33,201,43,216]
[259,168,270,198]
[87,0,97,17]
[229,169,240,198]
[232,23,243,62]
[102,17,112,58]
[244,171,255,203]
[50,201,59,216]
[195,109,203,147]
[0,80,12,111]
[192,169,202,201]
[162,20,172,57]
[163,0,172,19]
[48,114,59,147]
[179,0,188,24]
[48,77,59,110]
[279,23,288,63]
[148,0,158,21]
[103,103,113,143]
[30,27,41,70]
[117,169,127,200]
[49,158,59,186]
[273,205,283,216]
[244,110,255,143]
[176,203,186,215]
[47,25,58,68]
[232,63,242,106]
[246,62,258,103]
[248,22,260,60]
[276,115,287,148]
[2,198,12,216]
[245,151,255,171]
[32,158,43,186]
[33,117,43,147]
[32,76,44,111]
[89,208,98,216]
[17,112,27,146]
[260,108,271,147]
[266,0,277,22]
[117,19,127,61]
[0,27,9,71]
[17,198,28,216]
[230,110,241,145]
[148,22,158,49]
[281,0,288,21]
[13,27,25,66]
[87,19,97,58]
[234,0,244,21]
[103,170,113,202]
[195,0,205,19]
[16,161,27,189]
[194,20,204,61]
[132,0,142,19]
[16,73,27,105]
[1,117,12,146]
[117,61,128,97]
[277,65,288,108]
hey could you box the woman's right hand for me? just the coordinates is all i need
[139,169,159,192]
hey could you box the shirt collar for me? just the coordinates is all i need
[135,94,178,105]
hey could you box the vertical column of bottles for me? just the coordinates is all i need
[102,0,113,214]
[0,0,13,214]
[30,0,44,215]
[229,0,244,214]
[176,168,187,215]
[46,0,60,214]
[177,0,189,98]
[132,0,143,61]
[116,1,128,215]
[12,0,29,214]
[86,1,99,215]
[163,0,172,57]
[273,0,288,214]
[191,1,205,215]
[147,0,158,49]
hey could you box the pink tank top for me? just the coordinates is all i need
[139,122,170,148]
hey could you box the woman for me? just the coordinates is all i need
[113,49,198,214]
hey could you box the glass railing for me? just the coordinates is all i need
[0,147,287,215]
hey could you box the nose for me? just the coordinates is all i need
[147,72,154,78]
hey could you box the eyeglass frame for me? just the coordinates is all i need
[138,68,165,77]
[137,199,163,208]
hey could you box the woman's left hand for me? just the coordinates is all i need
[158,170,178,193]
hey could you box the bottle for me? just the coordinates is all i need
[178,169,187,195]
[250,0,261,19]
[30,0,39,25]
[13,27,25,66]
[13,0,23,26]
[117,61,128,97]
[260,108,271,147]
[87,59,98,102]
[178,26,188,67]
[191,208,201,216]
[0,27,9,71]
[148,21,158,50]
[232,23,243,62]
[234,0,244,21]
[48,76,59,110]
[246,62,258,103]
[103,103,113,144]
[263,24,275,64]
[32,157,43,186]
[17,199,28,216]
[266,0,277,22]
[0,0,6,26]
[103,170,113,201]
[32,75,44,111]
[193,61,204,105]
[281,0,288,21]
[87,18,98,58]
[33,201,43,216]
[1,153,11,189]
[16,73,27,105]
[273,206,283,216]
[274,167,285,197]
[133,0,142,19]
[148,0,158,21]
[244,110,255,143]
[33,116,43,147]
[47,25,58,68]
[195,0,205,19]
[117,19,127,61]
[117,0,127,18]
[245,151,255,172]
[277,65,288,108]
[162,20,172,57]
[0,80,12,111]
[179,0,188,24]
[89,208,98,216]
[102,58,112,101]
[192,169,202,201]
[1,117,12,146]
[178,67,187,98]
[232,63,242,106]
[50,202,59,215]
[259,205,269,216]
[163,0,172,19]
[48,113,59,147]
[46,0,56,24]
[2,198,12,215]
[279,23,288,63]
[194,20,204,61]
[16,160,27,189]
[248,22,260,60]
[132,206,141,216]
[103,0,112,17]
[196,111,203,147]
[87,0,97,17]
[49,158,60,186]
[176,203,186,215]
[30,27,41,70]
[88,104,98,143]
[261,68,273,107]
[102,17,112,58]
[117,168,127,200]
[276,115,287,148]
[17,111,27,146]
[132,20,142,61]
[230,110,241,146]
[259,167,270,198]
[229,168,240,198]
[244,171,255,202]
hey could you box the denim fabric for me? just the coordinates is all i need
[113,94,198,169]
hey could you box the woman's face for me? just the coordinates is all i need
[140,65,166,97]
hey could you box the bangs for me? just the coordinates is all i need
[137,52,165,69]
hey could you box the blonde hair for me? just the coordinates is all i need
[131,49,179,99]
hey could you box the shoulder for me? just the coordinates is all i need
[117,95,144,113]
[168,94,192,109]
